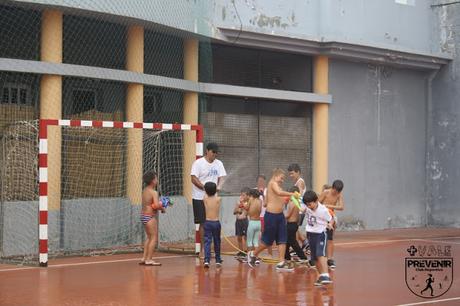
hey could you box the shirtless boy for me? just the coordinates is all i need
[203,182,223,268]
[247,168,296,271]
[318,179,344,269]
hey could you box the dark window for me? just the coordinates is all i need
[2,88,9,103]
[1,84,31,105]
[11,88,18,104]
[72,89,96,114]
[144,91,164,123]
[20,88,27,105]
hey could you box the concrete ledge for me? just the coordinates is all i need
[0,58,331,104]
[219,28,451,71]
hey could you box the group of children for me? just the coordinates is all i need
[140,163,344,286]
[201,163,345,286]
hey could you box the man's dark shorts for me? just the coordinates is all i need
[192,199,206,224]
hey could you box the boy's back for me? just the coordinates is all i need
[204,195,221,221]
[247,195,261,220]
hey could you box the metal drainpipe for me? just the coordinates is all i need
[425,69,439,227]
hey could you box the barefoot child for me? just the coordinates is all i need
[203,182,222,268]
[140,171,164,266]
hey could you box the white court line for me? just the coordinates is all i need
[415,239,460,245]
[0,266,35,272]
[336,236,460,247]
[336,239,414,246]
[0,254,195,272]
[395,296,460,306]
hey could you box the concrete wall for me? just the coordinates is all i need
[14,0,445,57]
[328,59,428,230]
[429,3,460,227]
[14,0,214,37]
[213,0,438,55]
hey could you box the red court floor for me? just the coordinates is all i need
[1,228,459,306]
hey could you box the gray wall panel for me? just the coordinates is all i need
[430,4,460,227]
[329,59,427,229]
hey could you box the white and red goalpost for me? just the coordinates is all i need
[38,119,203,267]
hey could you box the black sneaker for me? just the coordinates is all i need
[327,259,336,269]
[235,251,245,258]
[247,251,257,268]
[314,275,333,286]
[216,260,223,267]
[302,241,311,256]
[275,261,294,272]
[309,260,316,268]
[302,240,309,249]
[204,261,210,268]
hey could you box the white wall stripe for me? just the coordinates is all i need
[58,120,70,126]
[143,123,153,129]
[39,168,48,183]
[39,139,48,154]
[123,122,134,128]
[195,243,200,254]
[181,124,191,130]
[81,120,93,127]
[162,123,173,130]
[102,121,114,127]
[39,196,48,211]
[39,224,48,239]
[39,253,48,264]
[196,143,203,156]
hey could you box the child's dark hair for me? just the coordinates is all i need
[240,187,251,195]
[257,174,266,181]
[289,186,300,193]
[332,180,344,192]
[287,163,301,173]
[248,188,260,198]
[303,190,318,204]
[143,171,157,185]
[204,182,217,196]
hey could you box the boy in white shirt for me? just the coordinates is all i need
[303,190,334,286]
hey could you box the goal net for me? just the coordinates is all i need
[0,119,202,266]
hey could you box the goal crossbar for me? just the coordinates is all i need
[38,119,203,267]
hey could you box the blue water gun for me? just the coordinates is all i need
[160,196,174,208]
